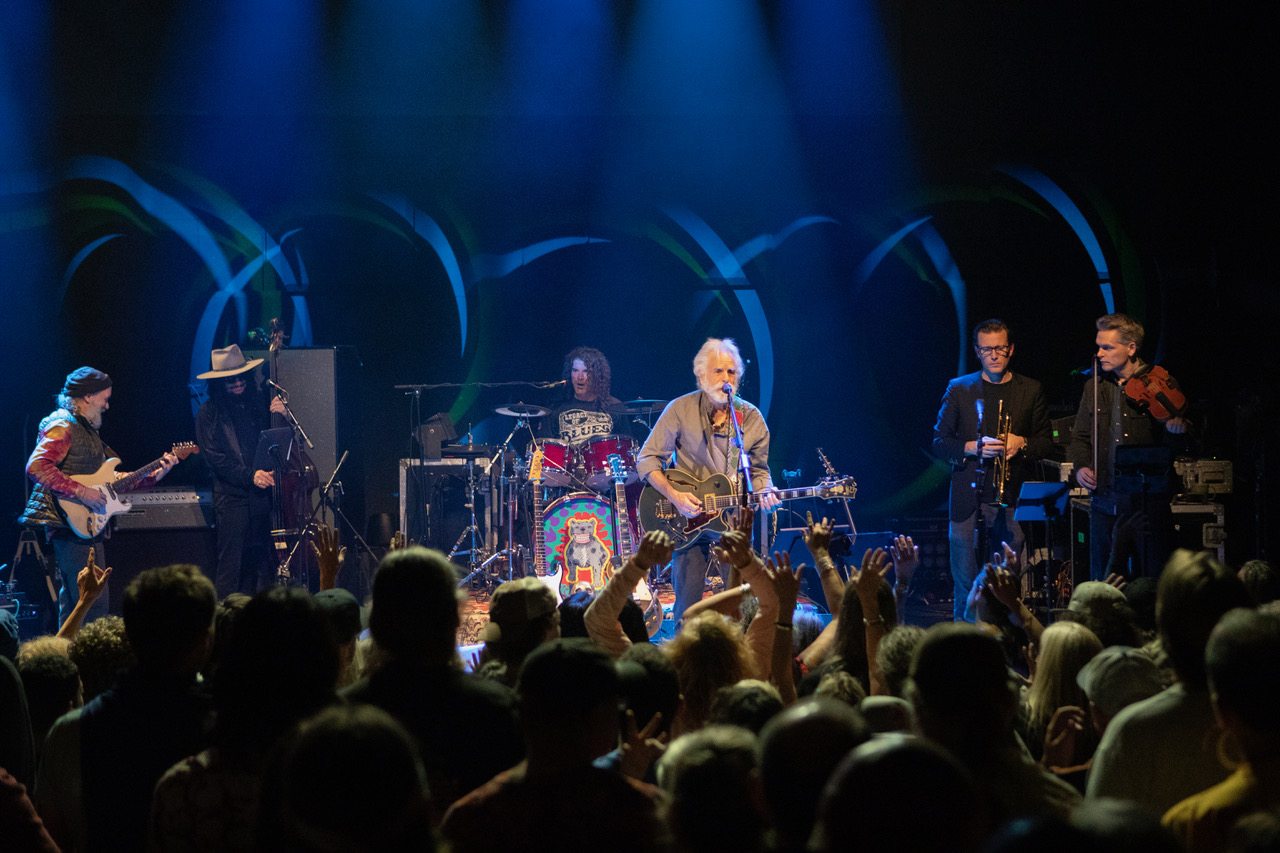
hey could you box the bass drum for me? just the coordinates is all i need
[541,492,617,602]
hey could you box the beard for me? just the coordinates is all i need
[699,377,736,406]
[85,409,103,429]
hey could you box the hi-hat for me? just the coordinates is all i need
[441,444,495,457]
[608,399,667,415]
[495,403,549,418]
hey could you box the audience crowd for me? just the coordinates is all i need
[2,511,1279,852]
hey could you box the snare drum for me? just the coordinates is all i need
[582,434,639,488]
[527,439,575,487]
[542,492,618,600]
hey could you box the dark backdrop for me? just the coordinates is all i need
[3,1,1276,574]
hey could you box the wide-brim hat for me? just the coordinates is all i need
[197,344,264,380]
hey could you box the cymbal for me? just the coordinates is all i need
[608,399,668,415]
[495,403,550,418]
[441,444,494,457]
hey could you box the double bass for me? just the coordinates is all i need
[267,318,320,579]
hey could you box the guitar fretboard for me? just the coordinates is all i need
[657,484,835,515]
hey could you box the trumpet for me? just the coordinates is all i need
[990,400,1012,507]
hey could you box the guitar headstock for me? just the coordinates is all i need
[529,449,545,485]
[816,476,857,499]
[607,454,627,484]
[171,442,200,461]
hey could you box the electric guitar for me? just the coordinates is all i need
[528,450,564,602]
[608,454,662,636]
[57,443,200,539]
[638,470,858,550]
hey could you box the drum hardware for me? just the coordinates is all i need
[440,444,496,458]
[495,403,550,419]
[482,412,542,586]
[448,452,494,588]
[606,399,668,415]
[607,398,667,432]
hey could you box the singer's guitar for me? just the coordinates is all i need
[638,470,858,550]
[56,443,200,539]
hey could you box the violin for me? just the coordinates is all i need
[1124,364,1187,421]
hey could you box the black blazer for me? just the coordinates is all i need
[932,371,1053,521]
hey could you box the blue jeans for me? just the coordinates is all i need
[949,505,1024,622]
[52,534,109,627]
[671,532,730,628]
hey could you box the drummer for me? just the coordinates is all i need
[543,346,633,447]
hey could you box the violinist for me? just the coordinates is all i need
[1069,313,1189,580]
[195,345,288,598]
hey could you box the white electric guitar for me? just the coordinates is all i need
[56,443,199,539]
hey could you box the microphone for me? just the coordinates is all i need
[721,382,734,396]
[267,379,289,396]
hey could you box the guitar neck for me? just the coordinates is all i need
[614,480,633,562]
[704,483,824,512]
[532,484,547,575]
[112,456,166,494]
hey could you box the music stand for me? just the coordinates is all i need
[254,427,295,472]
[1014,481,1071,624]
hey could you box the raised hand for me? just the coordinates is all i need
[986,565,1022,612]
[804,512,833,557]
[634,530,674,571]
[78,549,111,603]
[732,506,755,536]
[996,541,1021,575]
[618,709,668,781]
[1041,705,1086,769]
[889,534,919,589]
[764,551,805,613]
[311,524,347,590]
[852,547,890,608]
[389,530,409,552]
[712,528,757,571]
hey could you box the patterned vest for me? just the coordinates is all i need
[19,409,110,531]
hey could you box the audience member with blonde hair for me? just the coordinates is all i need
[664,611,758,735]
[1022,621,1103,765]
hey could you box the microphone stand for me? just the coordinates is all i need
[269,381,315,450]
[725,384,761,551]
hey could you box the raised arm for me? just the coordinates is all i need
[56,549,111,639]
[763,551,804,705]
[804,512,844,620]
[585,530,674,658]
[855,548,893,696]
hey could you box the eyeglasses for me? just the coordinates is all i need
[976,346,1012,357]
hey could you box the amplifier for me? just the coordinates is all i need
[399,458,494,554]
[1174,458,1233,496]
[113,486,214,530]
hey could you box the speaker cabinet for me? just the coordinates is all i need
[246,347,362,529]
[106,527,218,614]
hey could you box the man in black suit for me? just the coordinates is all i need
[933,319,1053,621]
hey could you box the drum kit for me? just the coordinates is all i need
[445,398,668,613]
